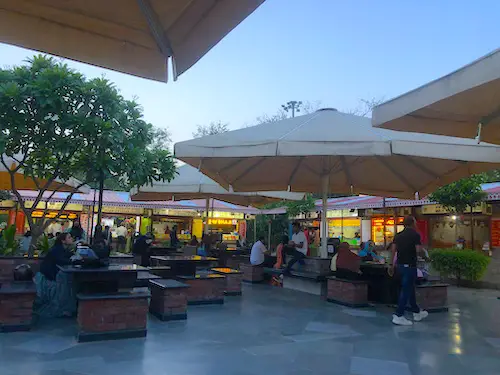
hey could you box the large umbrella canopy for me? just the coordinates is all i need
[372,48,500,145]
[0,0,264,82]
[174,109,500,199]
[0,155,89,193]
[130,164,305,206]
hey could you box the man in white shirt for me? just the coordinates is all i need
[250,236,274,267]
[115,224,128,252]
[284,222,308,273]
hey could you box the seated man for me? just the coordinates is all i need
[284,222,308,274]
[332,242,362,280]
[250,236,275,267]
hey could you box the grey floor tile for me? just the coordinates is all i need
[350,356,411,375]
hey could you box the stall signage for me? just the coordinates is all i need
[212,211,244,219]
[422,203,486,215]
[327,209,358,218]
[372,217,404,226]
[100,206,143,215]
[208,218,237,226]
[152,208,196,217]
[491,218,500,248]
[32,211,78,219]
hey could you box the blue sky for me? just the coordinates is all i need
[0,0,499,145]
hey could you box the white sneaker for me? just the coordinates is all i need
[413,310,429,322]
[392,315,413,326]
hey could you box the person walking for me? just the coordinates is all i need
[390,216,428,326]
[283,222,308,274]
[116,223,127,252]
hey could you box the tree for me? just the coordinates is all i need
[346,97,385,117]
[429,175,486,250]
[0,55,176,254]
[254,100,321,125]
[192,121,229,138]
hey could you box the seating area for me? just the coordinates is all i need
[326,276,370,308]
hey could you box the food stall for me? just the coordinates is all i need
[327,209,361,246]
[151,209,196,243]
[371,217,404,246]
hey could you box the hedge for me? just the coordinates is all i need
[429,248,490,282]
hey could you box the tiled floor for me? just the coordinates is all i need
[1,285,500,375]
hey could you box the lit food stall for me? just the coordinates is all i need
[327,209,361,246]
[371,217,404,246]
[151,208,196,243]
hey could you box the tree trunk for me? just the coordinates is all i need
[28,225,43,257]
[470,206,474,250]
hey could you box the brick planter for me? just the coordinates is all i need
[326,277,369,308]
[149,279,189,321]
[240,263,264,283]
[211,268,243,296]
[177,274,225,305]
[76,288,150,342]
[0,257,42,282]
[290,257,331,274]
[416,283,449,312]
[0,282,37,332]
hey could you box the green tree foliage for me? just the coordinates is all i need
[429,176,486,214]
[0,55,176,253]
[0,191,11,201]
[192,121,229,138]
[429,175,486,250]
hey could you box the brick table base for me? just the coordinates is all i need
[211,268,243,296]
[0,282,37,332]
[326,277,369,308]
[240,263,264,283]
[177,275,225,305]
[416,283,449,312]
[76,288,150,342]
[149,279,189,321]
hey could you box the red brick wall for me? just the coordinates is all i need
[183,278,225,303]
[150,286,187,317]
[240,263,264,282]
[0,291,36,328]
[327,278,368,305]
[77,297,148,333]
[416,285,448,310]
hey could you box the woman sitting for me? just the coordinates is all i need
[34,232,76,317]
[274,235,289,269]
[358,240,384,262]
[332,242,363,280]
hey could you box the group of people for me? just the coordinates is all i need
[250,216,429,326]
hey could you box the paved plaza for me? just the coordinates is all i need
[1,285,500,375]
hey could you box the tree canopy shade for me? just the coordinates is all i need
[0,55,176,253]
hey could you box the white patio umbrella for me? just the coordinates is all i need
[372,48,500,145]
[174,109,500,256]
[0,0,264,82]
[130,164,304,233]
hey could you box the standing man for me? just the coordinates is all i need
[391,216,428,326]
[116,222,128,252]
[284,222,308,274]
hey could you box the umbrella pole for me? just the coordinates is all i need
[321,175,329,258]
[268,218,271,250]
[204,198,210,234]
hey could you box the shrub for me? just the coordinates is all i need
[430,248,490,282]
[0,225,20,256]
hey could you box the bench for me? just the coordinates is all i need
[149,279,190,321]
[326,276,369,308]
[0,281,37,332]
[76,287,150,342]
[210,268,243,296]
[134,271,162,288]
[415,282,449,312]
[282,271,331,296]
[177,274,225,305]
[240,263,264,283]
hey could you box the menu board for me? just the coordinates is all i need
[491,218,500,248]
